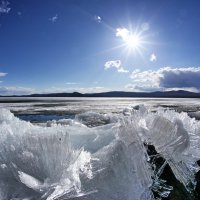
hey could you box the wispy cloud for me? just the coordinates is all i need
[104,60,129,73]
[17,11,22,16]
[150,53,157,62]
[125,83,159,92]
[117,68,129,73]
[129,67,200,92]
[0,86,35,96]
[44,86,108,94]
[0,72,7,83]
[76,86,106,93]
[94,15,101,23]
[0,0,11,14]
[0,72,6,85]
[0,74,35,95]
[0,72,7,77]
[0,85,109,95]
[66,82,78,85]
[49,14,58,23]
[141,22,150,32]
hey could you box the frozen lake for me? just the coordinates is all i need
[0,97,200,122]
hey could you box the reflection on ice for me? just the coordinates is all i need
[0,105,199,199]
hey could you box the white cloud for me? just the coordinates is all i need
[94,15,101,23]
[158,67,200,89]
[116,28,129,41]
[49,14,58,23]
[104,60,121,70]
[104,60,129,73]
[0,0,11,14]
[130,69,160,87]
[150,53,157,62]
[0,86,35,96]
[129,67,200,92]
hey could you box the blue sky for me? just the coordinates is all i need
[1,0,200,95]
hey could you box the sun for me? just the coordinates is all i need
[125,34,141,49]
[116,28,143,51]
[101,26,148,57]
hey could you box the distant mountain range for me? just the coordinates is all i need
[1,90,200,98]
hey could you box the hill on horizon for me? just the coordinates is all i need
[1,90,200,98]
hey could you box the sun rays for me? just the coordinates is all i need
[116,28,143,50]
